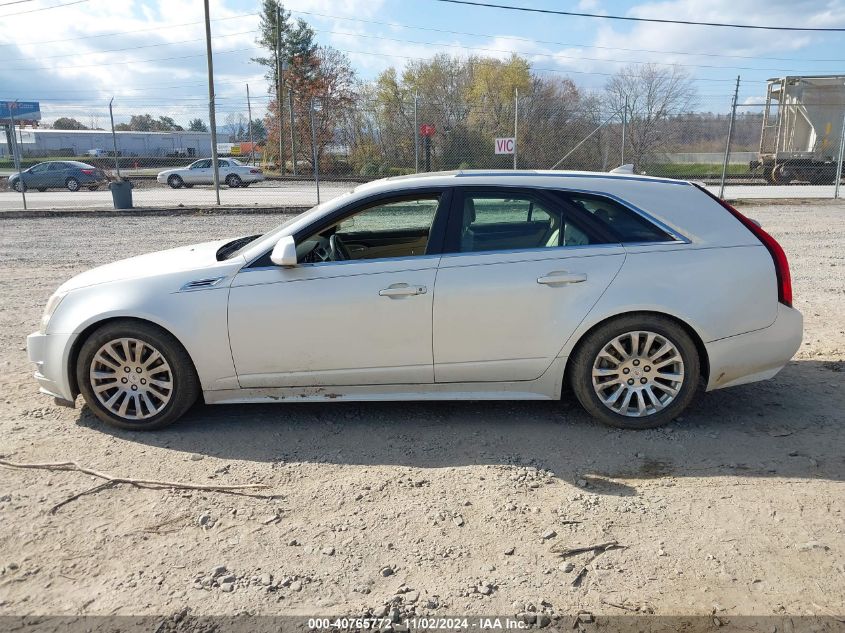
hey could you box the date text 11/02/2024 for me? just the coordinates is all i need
[307,617,529,630]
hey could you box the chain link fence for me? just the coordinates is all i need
[3,85,845,210]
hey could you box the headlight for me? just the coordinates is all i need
[40,291,67,334]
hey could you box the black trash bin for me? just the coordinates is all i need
[109,180,133,209]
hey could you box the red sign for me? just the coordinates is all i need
[419,124,436,137]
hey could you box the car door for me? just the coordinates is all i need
[46,162,68,188]
[217,159,231,180]
[23,163,50,188]
[186,159,210,184]
[432,187,626,383]
[227,190,450,388]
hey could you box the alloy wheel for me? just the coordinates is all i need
[591,330,685,418]
[89,337,173,420]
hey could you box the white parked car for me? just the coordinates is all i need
[27,170,801,431]
[156,158,263,189]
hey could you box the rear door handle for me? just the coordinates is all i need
[537,271,587,286]
[379,283,427,297]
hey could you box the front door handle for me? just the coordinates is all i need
[379,283,427,298]
[537,271,587,286]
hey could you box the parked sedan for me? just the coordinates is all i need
[156,158,264,189]
[27,170,802,431]
[9,160,109,192]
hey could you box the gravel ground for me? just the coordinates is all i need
[0,202,843,622]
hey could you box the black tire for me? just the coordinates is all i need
[66,177,80,192]
[76,320,200,431]
[168,174,184,189]
[226,174,242,188]
[13,180,26,193]
[569,314,701,430]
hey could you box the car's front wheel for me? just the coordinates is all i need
[12,180,26,193]
[76,320,200,430]
[569,315,701,429]
[167,175,184,189]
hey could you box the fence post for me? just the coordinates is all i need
[719,76,741,199]
[246,84,255,166]
[310,97,320,205]
[414,92,419,174]
[289,89,297,175]
[7,105,26,210]
[621,96,627,166]
[835,110,845,199]
[108,98,121,179]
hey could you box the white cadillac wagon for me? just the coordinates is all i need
[27,170,802,430]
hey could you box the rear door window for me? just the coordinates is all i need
[565,193,672,243]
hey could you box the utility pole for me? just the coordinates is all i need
[275,5,286,175]
[513,87,518,170]
[414,92,419,173]
[203,0,221,205]
[621,95,627,165]
[108,97,121,179]
[7,104,26,210]
[719,75,741,199]
[246,83,255,166]
[289,89,297,175]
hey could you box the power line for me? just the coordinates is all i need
[291,8,845,64]
[309,27,834,75]
[5,29,258,62]
[433,0,845,32]
[0,11,258,47]
[0,0,39,6]
[1,0,88,17]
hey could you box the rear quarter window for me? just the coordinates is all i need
[566,193,672,243]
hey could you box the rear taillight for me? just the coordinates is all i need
[80,169,95,175]
[706,192,792,307]
[250,168,261,174]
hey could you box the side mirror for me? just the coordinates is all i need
[270,235,298,266]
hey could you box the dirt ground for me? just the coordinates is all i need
[0,201,843,623]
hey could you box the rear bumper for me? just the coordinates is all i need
[26,330,76,404]
[705,303,803,391]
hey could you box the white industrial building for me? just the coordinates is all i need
[2,128,213,158]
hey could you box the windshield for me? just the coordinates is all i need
[230,158,244,166]
[221,214,302,260]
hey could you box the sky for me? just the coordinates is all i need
[2,0,845,126]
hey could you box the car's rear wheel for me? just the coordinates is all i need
[226,174,242,188]
[167,175,184,189]
[569,315,700,429]
[76,321,200,431]
[66,177,81,192]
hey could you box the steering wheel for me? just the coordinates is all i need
[329,234,351,261]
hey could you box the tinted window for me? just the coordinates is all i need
[29,163,50,173]
[456,191,594,253]
[48,163,67,171]
[299,196,440,263]
[218,160,229,167]
[191,160,211,169]
[567,194,671,243]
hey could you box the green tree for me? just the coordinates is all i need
[188,118,208,132]
[52,117,88,130]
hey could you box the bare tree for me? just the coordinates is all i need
[605,64,696,170]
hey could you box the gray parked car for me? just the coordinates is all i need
[9,161,109,192]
